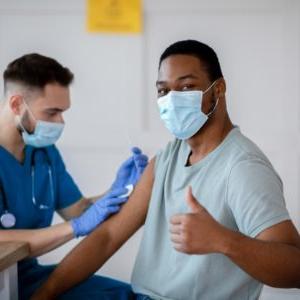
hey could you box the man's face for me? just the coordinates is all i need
[156,54,215,114]
[20,83,71,133]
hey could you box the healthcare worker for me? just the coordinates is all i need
[0,53,148,300]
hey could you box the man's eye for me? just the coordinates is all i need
[182,85,195,91]
[157,89,168,97]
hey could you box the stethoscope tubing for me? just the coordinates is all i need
[0,148,54,228]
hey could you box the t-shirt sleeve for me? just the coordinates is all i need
[51,147,83,210]
[226,158,290,237]
[154,139,180,174]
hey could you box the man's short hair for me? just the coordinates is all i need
[3,53,74,93]
[159,40,223,81]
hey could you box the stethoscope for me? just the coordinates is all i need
[0,148,54,228]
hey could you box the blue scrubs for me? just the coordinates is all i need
[0,145,134,300]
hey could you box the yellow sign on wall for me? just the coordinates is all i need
[87,0,142,34]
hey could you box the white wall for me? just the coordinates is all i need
[0,0,299,299]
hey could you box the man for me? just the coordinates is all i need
[0,53,148,299]
[32,40,300,300]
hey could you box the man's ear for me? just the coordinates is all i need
[214,78,226,100]
[9,94,24,116]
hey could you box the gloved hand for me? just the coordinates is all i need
[71,187,128,237]
[111,147,149,192]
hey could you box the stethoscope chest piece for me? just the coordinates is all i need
[0,211,16,228]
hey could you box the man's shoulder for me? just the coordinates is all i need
[155,139,182,160]
[227,128,270,165]
[153,139,182,172]
[225,129,280,182]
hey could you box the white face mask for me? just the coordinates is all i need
[157,81,218,140]
[18,101,64,148]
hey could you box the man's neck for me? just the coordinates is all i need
[187,114,233,165]
[0,113,25,162]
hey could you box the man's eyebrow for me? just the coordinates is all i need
[156,74,199,86]
[156,80,167,86]
[176,74,199,81]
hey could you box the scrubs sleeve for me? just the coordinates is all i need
[226,158,291,238]
[51,146,83,210]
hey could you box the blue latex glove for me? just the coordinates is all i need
[111,147,149,191]
[71,187,128,237]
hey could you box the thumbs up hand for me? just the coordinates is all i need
[186,186,205,213]
[169,186,228,255]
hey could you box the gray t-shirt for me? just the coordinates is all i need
[131,127,290,300]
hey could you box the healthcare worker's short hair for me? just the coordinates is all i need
[159,40,223,82]
[3,53,74,93]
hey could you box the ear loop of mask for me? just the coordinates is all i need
[203,80,217,95]
[17,116,26,133]
[202,80,219,118]
[22,100,37,122]
[18,99,37,134]
[207,98,219,117]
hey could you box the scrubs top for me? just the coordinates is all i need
[0,145,82,271]
[0,145,135,300]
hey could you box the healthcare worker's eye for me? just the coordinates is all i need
[47,112,58,117]
[45,109,63,118]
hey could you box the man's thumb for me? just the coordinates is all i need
[186,186,203,212]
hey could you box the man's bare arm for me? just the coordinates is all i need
[224,220,300,288]
[170,189,300,287]
[31,158,155,300]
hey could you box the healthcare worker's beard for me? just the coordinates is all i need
[17,110,34,136]
[17,102,65,148]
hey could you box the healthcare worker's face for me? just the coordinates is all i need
[156,54,215,114]
[20,83,70,133]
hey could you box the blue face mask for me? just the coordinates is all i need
[18,102,65,148]
[157,81,218,140]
